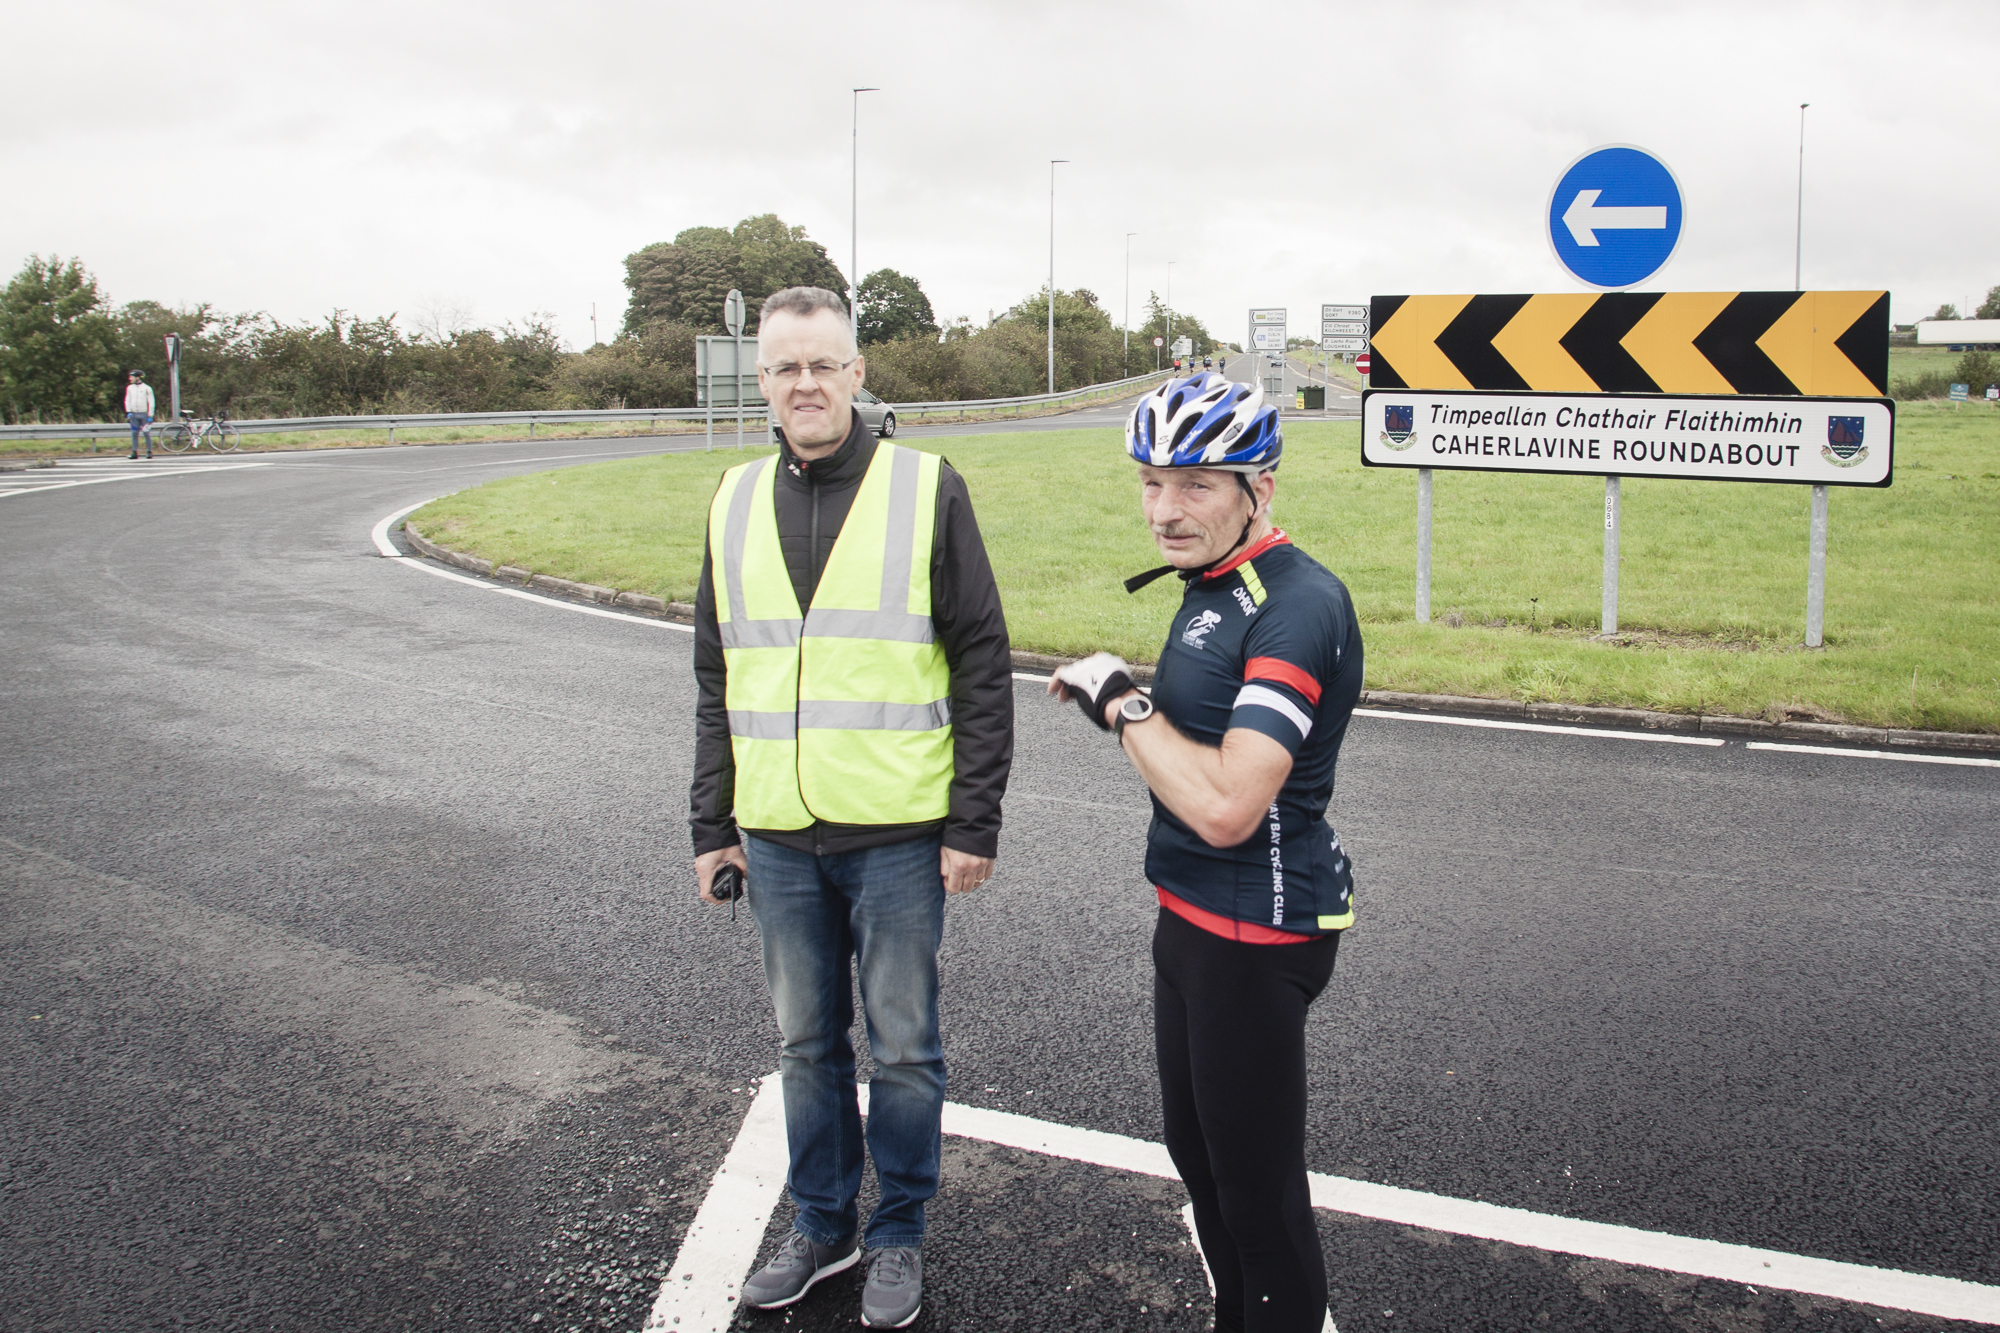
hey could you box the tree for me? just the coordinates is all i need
[857,269,937,345]
[1129,292,1218,368]
[1925,303,1960,321]
[1977,286,2000,320]
[0,255,121,422]
[620,215,846,336]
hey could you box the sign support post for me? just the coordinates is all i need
[725,290,747,451]
[703,343,713,452]
[1805,484,1828,647]
[164,333,182,422]
[1416,468,1433,624]
[1601,477,1621,635]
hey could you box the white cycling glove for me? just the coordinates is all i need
[1053,652,1136,732]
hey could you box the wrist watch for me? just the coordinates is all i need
[1113,693,1155,738]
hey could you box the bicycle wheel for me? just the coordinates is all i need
[157,423,193,454]
[207,424,242,453]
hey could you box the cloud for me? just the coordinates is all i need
[7,0,1995,347]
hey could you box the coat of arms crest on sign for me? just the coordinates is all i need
[1379,404,1416,451]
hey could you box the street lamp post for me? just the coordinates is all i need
[1124,232,1138,377]
[850,87,879,343]
[1166,261,1176,367]
[1047,159,1068,394]
[1794,102,1809,292]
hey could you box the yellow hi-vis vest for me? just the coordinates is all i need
[708,443,954,830]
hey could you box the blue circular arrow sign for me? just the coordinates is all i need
[1547,145,1684,289]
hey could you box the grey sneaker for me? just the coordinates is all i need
[860,1246,922,1328]
[740,1229,859,1310]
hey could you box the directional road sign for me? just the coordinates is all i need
[1250,308,1286,352]
[1323,304,1367,323]
[1367,291,1889,397]
[1360,389,1894,487]
[1322,337,1367,353]
[1547,146,1684,289]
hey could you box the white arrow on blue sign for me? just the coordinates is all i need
[1546,145,1684,289]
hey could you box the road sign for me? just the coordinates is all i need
[1153,336,1164,347]
[1950,383,1969,402]
[724,289,746,337]
[1356,352,1371,375]
[1323,320,1367,338]
[696,337,764,406]
[1172,337,1193,357]
[1367,292,1888,396]
[1547,145,1684,289]
[1323,337,1367,353]
[1360,389,1894,487]
[1323,304,1366,323]
[1249,308,1287,352]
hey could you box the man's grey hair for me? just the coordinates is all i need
[758,286,857,356]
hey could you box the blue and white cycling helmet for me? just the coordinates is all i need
[1126,372,1282,473]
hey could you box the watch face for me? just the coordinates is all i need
[1122,696,1153,720]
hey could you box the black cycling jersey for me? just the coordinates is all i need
[1143,532,1362,936]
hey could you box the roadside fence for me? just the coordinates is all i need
[0,370,1172,447]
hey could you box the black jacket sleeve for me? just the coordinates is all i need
[688,539,741,856]
[931,464,1014,858]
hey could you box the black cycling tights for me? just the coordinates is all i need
[1153,907,1339,1333]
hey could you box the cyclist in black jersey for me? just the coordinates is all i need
[1052,373,1361,1333]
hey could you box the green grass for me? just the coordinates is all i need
[410,402,2000,733]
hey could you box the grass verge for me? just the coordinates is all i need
[409,401,2000,733]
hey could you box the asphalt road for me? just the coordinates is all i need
[1216,351,1364,417]
[2,432,1995,1333]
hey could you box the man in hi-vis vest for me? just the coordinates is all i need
[691,286,1013,1328]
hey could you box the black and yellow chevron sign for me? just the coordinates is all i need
[1367,291,1888,397]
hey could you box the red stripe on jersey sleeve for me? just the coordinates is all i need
[1245,656,1321,706]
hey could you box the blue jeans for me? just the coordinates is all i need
[744,832,946,1250]
[127,412,152,453]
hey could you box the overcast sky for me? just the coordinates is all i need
[12,0,1996,348]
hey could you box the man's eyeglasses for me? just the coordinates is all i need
[760,357,857,384]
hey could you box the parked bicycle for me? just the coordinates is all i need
[157,409,242,454]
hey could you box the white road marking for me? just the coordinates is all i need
[1747,741,1999,769]
[1009,790,1143,815]
[369,499,694,633]
[671,1077,2000,1327]
[369,508,1987,771]
[641,1076,789,1333]
[0,461,269,498]
[1353,707,1725,746]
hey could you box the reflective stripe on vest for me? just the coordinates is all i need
[709,444,953,830]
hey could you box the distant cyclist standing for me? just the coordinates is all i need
[123,370,155,459]
[1051,373,1361,1333]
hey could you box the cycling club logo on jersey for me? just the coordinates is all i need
[1379,403,1416,451]
[1232,585,1258,616]
[1182,608,1223,648]
[1823,416,1868,467]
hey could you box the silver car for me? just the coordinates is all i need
[853,387,898,438]
[766,386,899,444]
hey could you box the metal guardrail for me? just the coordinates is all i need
[0,370,1171,444]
